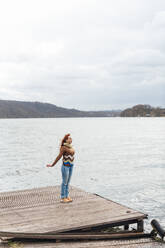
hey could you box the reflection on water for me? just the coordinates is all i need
[0,117,165,231]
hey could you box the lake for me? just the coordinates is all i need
[0,117,165,231]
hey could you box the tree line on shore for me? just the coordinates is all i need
[0,100,164,118]
[120,104,165,117]
[0,100,120,118]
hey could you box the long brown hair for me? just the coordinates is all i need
[60,133,70,148]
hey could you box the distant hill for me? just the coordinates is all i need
[120,104,165,117]
[0,100,121,118]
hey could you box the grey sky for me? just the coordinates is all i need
[0,0,165,110]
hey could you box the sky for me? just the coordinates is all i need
[0,0,165,111]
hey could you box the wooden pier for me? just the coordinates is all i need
[0,185,163,247]
[0,185,147,234]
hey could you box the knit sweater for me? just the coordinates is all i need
[62,143,74,166]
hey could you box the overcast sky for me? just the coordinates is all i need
[0,0,165,110]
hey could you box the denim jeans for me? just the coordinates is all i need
[61,164,73,199]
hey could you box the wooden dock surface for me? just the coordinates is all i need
[1,238,164,248]
[0,185,147,234]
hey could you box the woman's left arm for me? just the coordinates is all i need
[47,147,64,167]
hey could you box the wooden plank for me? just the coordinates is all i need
[0,186,147,234]
[0,238,162,248]
[0,230,150,240]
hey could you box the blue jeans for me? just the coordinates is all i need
[61,164,73,199]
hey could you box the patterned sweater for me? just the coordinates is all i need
[63,152,74,167]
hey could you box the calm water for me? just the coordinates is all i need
[0,117,165,231]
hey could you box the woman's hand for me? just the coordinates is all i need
[46,164,54,167]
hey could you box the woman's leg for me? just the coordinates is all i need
[61,165,70,199]
[66,165,73,198]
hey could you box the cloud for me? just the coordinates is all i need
[0,0,165,110]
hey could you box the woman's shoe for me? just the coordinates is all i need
[66,197,73,202]
[60,198,70,203]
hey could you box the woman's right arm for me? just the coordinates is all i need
[47,147,65,167]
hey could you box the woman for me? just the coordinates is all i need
[47,133,75,203]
